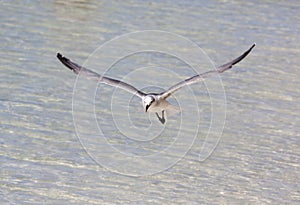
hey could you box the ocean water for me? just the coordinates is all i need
[1,0,299,204]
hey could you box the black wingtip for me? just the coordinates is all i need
[56,53,66,63]
[56,52,84,75]
[217,43,256,72]
[56,52,75,71]
[57,53,62,59]
[56,52,66,63]
[244,43,256,56]
[245,43,256,58]
[231,43,256,66]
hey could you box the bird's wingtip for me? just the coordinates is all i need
[57,53,63,59]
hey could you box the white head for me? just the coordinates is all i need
[143,95,155,112]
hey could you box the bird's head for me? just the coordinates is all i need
[143,95,155,112]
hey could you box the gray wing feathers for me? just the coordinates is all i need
[160,44,255,99]
[217,43,255,72]
[57,53,146,98]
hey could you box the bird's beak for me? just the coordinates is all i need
[145,105,150,112]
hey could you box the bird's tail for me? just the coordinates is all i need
[165,104,181,117]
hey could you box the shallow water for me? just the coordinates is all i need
[1,0,299,204]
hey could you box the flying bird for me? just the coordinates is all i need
[57,44,255,124]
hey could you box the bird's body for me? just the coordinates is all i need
[142,95,172,112]
[57,44,255,124]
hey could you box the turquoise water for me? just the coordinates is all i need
[1,0,299,204]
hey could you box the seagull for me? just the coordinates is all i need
[57,44,255,124]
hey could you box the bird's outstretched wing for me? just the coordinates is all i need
[57,53,146,99]
[159,44,255,99]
